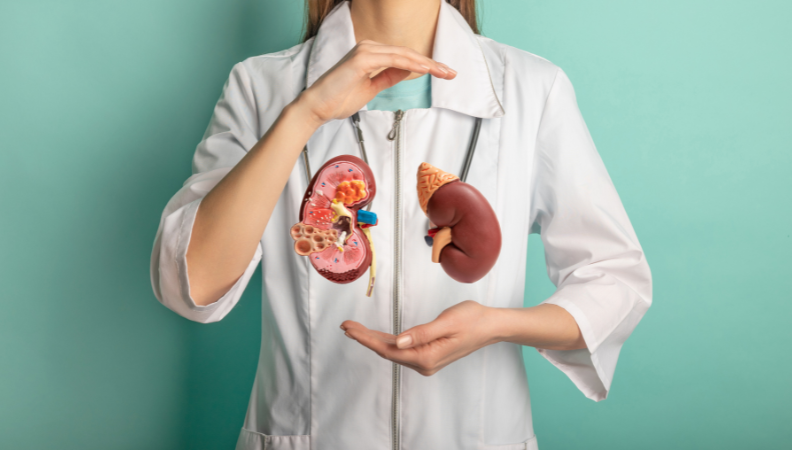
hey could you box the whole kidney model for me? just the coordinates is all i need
[291,155,378,296]
[417,162,502,283]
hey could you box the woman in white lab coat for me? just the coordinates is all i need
[151,1,652,449]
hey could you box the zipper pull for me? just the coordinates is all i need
[387,109,404,141]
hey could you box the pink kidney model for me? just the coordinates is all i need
[291,155,378,296]
[417,162,502,283]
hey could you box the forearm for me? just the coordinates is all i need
[183,40,457,307]
[186,99,322,306]
[488,304,587,351]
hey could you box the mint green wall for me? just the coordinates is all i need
[0,1,788,449]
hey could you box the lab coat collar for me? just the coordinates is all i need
[305,0,505,118]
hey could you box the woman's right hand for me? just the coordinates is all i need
[296,40,457,126]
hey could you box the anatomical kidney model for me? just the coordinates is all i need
[417,162,502,283]
[291,155,378,296]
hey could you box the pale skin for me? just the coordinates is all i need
[186,0,586,376]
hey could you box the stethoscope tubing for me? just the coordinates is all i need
[301,113,483,184]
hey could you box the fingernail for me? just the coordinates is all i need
[340,324,346,331]
[438,63,456,75]
[437,65,448,74]
[396,335,412,349]
[344,332,353,339]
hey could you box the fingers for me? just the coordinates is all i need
[341,320,396,345]
[369,67,413,93]
[342,321,401,358]
[395,316,456,349]
[359,53,449,81]
[340,320,451,376]
[341,321,421,365]
[352,40,457,80]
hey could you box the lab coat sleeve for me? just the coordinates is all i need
[528,69,653,401]
[150,62,263,324]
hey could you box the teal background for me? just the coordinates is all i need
[0,0,789,448]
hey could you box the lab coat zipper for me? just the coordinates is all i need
[387,109,405,450]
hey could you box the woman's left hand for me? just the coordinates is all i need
[341,300,499,376]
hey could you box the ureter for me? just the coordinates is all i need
[362,227,377,297]
[431,227,452,263]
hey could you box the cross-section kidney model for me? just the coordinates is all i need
[291,155,378,296]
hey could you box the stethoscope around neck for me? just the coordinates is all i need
[300,110,484,213]
[299,36,484,193]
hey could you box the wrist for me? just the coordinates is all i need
[484,306,537,345]
[248,100,324,161]
[284,91,326,132]
[276,100,323,143]
[481,305,510,345]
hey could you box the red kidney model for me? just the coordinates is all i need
[291,155,378,296]
[417,162,502,283]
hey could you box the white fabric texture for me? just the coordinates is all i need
[150,1,652,448]
[529,69,652,401]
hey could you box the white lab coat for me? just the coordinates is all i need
[150,1,652,449]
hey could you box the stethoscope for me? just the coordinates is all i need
[300,111,483,195]
[299,35,484,189]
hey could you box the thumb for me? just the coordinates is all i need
[369,67,412,93]
[396,319,452,349]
